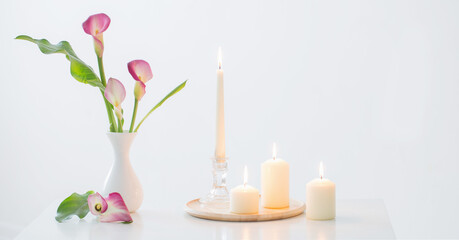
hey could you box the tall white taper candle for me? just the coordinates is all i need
[215,47,225,160]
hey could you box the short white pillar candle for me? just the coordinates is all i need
[261,143,289,208]
[306,162,336,220]
[230,166,260,214]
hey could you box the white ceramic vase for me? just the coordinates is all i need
[104,132,143,212]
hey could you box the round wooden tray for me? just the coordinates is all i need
[185,199,305,222]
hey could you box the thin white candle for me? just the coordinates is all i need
[215,47,225,160]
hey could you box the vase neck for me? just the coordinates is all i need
[107,132,137,160]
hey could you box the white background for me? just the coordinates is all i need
[1,0,459,239]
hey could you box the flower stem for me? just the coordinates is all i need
[97,57,107,86]
[129,99,139,133]
[100,91,117,132]
[97,56,117,132]
[117,118,123,132]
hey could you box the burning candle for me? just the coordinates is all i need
[306,162,336,220]
[261,143,289,208]
[230,166,260,214]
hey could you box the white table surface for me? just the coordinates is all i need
[16,199,395,240]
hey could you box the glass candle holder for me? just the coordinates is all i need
[199,157,229,209]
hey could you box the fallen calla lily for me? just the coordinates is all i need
[88,192,133,223]
[88,192,108,215]
[134,81,146,101]
[99,193,133,223]
[82,13,111,57]
[128,60,153,84]
[104,78,126,120]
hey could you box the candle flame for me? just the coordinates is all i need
[319,161,324,180]
[243,165,248,187]
[218,47,222,70]
[272,142,277,160]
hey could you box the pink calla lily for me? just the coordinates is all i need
[87,192,108,215]
[98,193,133,223]
[87,192,133,223]
[134,81,146,101]
[104,78,126,120]
[127,60,153,84]
[82,13,111,57]
[127,60,152,132]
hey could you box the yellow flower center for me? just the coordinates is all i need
[95,203,102,212]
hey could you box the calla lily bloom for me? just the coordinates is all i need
[99,193,133,223]
[82,13,111,57]
[127,60,152,132]
[88,192,108,215]
[88,192,133,223]
[127,60,153,84]
[134,81,146,101]
[104,78,126,120]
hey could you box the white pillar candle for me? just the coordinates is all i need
[261,143,289,208]
[215,47,225,160]
[230,166,260,214]
[306,162,336,220]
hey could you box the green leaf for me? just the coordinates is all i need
[55,190,94,223]
[134,80,187,132]
[15,35,104,91]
